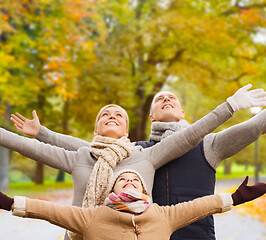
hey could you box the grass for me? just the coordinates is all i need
[216,163,266,179]
[3,181,73,197]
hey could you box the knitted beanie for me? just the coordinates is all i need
[109,169,149,196]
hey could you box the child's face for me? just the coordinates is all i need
[113,172,143,195]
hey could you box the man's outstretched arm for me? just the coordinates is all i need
[204,109,266,169]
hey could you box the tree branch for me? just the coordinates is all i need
[222,3,266,16]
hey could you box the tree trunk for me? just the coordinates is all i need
[129,85,155,141]
[224,160,231,175]
[56,98,70,182]
[35,92,45,184]
[35,162,44,185]
[0,147,9,191]
[0,104,11,190]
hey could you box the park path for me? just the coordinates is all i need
[214,177,266,240]
[0,178,265,240]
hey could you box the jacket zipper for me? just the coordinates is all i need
[166,165,169,205]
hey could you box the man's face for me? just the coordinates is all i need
[150,91,185,122]
[113,172,143,195]
[94,106,128,139]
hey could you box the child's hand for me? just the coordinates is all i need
[0,192,14,211]
[232,176,266,206]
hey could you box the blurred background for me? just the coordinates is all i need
[0,0,265,239]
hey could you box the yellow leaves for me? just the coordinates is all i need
[0,14,15,33]
[17,0,31,4]
[0,52,15,68]
[55,85,76,101]
[80,41,95,51]
[44,56,80,101]
[0,71,10,84]
[242,61,258,75]
[235,195,266,226]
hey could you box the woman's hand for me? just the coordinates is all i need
[10,110,41,137]
[227,84,266,112]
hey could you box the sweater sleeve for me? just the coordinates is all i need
[204,109,266,169]
[161,193,232,233]
[36,126,90,151]
[0,127,80,174]
[145,102,234,169]
[12,197,96,235]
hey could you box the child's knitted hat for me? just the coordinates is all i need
[110,169,148,195]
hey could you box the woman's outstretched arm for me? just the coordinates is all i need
[11,110,90,151]
[0,127,81,173]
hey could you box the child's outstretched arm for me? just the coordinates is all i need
[0,192,96,235]
[163,176,266,232]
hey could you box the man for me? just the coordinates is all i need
[135,90,266,240]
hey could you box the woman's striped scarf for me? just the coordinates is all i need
[104,189,151,213]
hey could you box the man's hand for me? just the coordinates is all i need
[231,176,266,206]
[10,110,41,137]
[227,84,266,112]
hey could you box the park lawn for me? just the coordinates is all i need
[216,163,266,179]
[3,181,73,198]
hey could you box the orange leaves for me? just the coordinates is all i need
[63,0,93,22]
[44,56,79,101]
[239,9,264,25]
[231,9,266,30]
[235,195,266,226]
[0,13,9,21]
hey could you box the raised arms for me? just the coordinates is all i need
[147,84,266,169]
[204,109,266,169]
[11,110,90,151]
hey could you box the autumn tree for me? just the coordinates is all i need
[0,0,98,184]
[78,0,266,141]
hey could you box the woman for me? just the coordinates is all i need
[0,171,265,240]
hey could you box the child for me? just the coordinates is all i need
[0,171,265,240]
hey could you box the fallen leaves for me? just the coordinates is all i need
[234,194,266,226]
